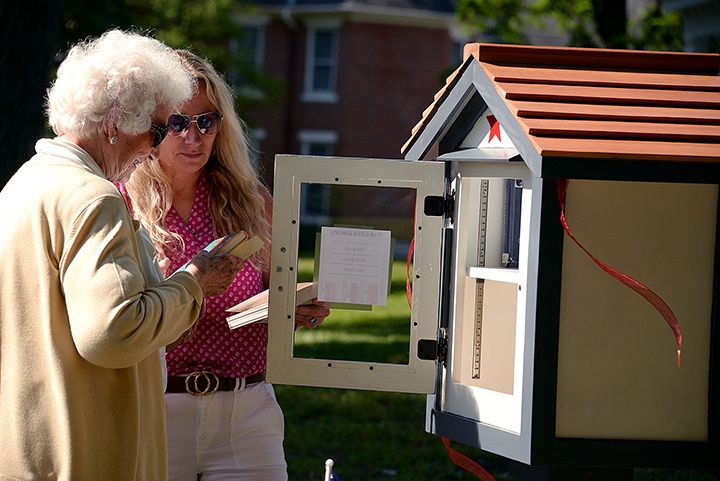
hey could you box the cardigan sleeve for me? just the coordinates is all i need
[60,193,203,369]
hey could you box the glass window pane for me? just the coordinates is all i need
[307,143,332,156]
[293,182,416,365]
[314,30,334,58]
[313,66,331,90]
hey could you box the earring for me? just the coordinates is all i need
[110,135,117,145]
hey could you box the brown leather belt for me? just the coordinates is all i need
[167,371,265,396]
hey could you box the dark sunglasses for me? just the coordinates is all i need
[167,112,223,136]
[149,122,170,148]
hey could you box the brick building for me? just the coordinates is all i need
[235,0,463,190]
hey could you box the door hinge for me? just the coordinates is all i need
[424,192,454,221]
[417,336,448,363]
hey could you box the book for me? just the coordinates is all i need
[226,281,317,330]
[205,230,265,259]
[174,230,264,274]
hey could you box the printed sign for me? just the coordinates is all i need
[318,226,392,306]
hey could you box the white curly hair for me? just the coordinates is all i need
[47,29,196,139]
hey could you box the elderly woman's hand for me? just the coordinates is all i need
[185,251,244,297]
[295,299,331,329]
[156,252,171,277]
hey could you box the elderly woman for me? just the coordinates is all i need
[0,30,243,480]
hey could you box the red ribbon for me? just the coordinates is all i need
[406,236,414,307]
[406,205,417,308]
[442,437,497,481]
[557,178,682,366]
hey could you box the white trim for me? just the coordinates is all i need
[298,130,339,144]
[303,16,344,29]
[298,130,338,155]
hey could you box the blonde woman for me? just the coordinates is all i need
[125,50,329,481]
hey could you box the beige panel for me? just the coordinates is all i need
[556,180,716,441]
[454,279,518,394]
[478,280,518,394]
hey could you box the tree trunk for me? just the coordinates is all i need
[0,1,61,188]
[592,0,628,48]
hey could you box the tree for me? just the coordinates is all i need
[61,0,283,118]
[0,1,62,187]
[0,0,282,189]
[456,0,684,50]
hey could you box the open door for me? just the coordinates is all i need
[266,155,446,393]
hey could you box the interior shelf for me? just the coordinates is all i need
[467,266,519,284]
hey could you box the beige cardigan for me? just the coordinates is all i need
[0,138,203,480]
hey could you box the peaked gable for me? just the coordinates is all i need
[402,43,720,178]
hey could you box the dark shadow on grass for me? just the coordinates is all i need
[317,315,410,336]
[293,337,410,364]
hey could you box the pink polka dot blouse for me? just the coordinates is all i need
[165,176,266,378]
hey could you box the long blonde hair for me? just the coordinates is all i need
[127,49,271,271]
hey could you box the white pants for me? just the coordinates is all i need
[165,382,288,481]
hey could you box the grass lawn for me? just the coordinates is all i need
[276,384,519,481]
[277,384,720,481]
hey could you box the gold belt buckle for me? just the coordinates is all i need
[185,371,220,396]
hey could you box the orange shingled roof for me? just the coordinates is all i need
[401,43,720,163]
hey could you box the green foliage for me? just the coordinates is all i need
[293,260,411,363]
[456,0,685,50]
[126,0,244,69]
[59,0,134,48]
[61,0,241,61]
[630,5,685,51]
[59,0,284,114]
[456,0,529,44]
[531,0,599,47]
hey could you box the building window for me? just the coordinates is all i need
[302,20,341,103]
[304,142,333,156]
[298,130,338,223]
[310,30,335,91]
[298,130,338,155]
